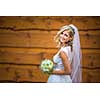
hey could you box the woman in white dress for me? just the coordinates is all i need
[47,24,82,83]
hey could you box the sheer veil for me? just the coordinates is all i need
[69,24,82,83]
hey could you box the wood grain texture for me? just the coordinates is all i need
[0,16,100,82]
[0,30,100,48]
[0,16,100,30]
[0,48,99,68]
[0,64,49,82]
[82,68,100,83]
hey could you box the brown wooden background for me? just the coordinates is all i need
[0,16,100,82]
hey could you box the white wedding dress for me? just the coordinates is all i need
[47,46,73,83]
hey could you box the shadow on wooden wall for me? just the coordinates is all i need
[0,16,100,82]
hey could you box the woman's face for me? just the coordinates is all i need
[59,30,71,44]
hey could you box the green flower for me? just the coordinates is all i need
[40,59,54,74]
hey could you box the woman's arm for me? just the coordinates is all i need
[51,51,71,75]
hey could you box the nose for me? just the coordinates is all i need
[62,33,65,37]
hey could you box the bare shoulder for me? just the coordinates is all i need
[59,50,68,59]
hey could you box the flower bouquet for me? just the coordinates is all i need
[40,59,54,74]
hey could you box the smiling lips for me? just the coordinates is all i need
[60,38,66,42]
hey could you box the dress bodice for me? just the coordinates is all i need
[47,46,73,83]
[53,46,73,70]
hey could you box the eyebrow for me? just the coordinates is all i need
[62,32,69,36]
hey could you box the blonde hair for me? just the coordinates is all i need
[54,25,75,51]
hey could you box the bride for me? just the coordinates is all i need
[47,24,82,83]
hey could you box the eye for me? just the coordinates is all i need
[64,34,67,36]
[61,32,69,37]
[61,32,63,34]
[64,34,69,37]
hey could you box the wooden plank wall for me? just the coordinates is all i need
[0,16,100,82]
